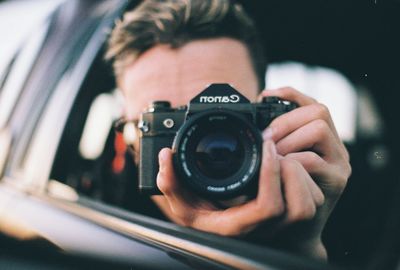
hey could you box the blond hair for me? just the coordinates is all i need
[105,0,266,89]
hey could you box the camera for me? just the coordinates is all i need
[138,84,296,199]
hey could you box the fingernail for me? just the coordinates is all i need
[264,140,277,159]
[263,127,274,141]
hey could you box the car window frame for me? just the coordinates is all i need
[2,1,121,182]
[36,189,335,270]
[0,19,52,129]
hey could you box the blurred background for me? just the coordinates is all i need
[0,0,399,269]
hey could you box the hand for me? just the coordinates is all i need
[151,87,351,260]
[262,87,350,205]
[152,141,286,237]
[258,87,351,257]
[151,142,326,258]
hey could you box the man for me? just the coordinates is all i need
[105,0,351,260]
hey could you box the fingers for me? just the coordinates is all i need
[156,148,219,226]
[156,148,197,225]
[256,140,284,213]
[262,87,317,106]
[275,119,343,162]
[285,151,348,197]
[154,146,325,237]
[156,148,179,196]
[207,140,285,235]
[260,87,348,161]
[279,158,320,223]
[285,151,328,176]
[216,156,325,235]
[155,143,285,235]
[261,86,350,200]
[268,102,339,145]
[305,176,325,207]
[211,142,322,235]
[239,141,285,222]
[282,152,327,207]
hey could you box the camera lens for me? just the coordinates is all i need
[173,109,262,199]
[194,132,244,179]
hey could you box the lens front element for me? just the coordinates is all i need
[173,109,262,199]
[195,131,245,180]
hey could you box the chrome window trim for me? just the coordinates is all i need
[0,16,52,129]
[0,183,193,269]
[0,0,65,83]
[5,0,128,189]
[38,193,332,270]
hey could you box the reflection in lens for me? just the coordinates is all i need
[194,132,244,179]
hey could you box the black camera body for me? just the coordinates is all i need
[138,84,296,199]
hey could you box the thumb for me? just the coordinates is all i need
[157,148,179,196]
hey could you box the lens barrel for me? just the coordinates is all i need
[173,109,262,199]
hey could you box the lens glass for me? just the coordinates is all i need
[173,110,262,198]
[194,131,244,179]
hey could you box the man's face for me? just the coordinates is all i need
[119,37,259,120]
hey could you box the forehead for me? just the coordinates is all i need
[120,38,258,118]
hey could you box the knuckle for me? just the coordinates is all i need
[280,87,297,97]
[288,205,316,222]
[259,203,285,219]
[309,96,318,103]
[281,158,301,172]
[306,151,323,167]
[305,205,317,220]
[313,119,329,137]
[270,204,285,218]
[334,179,348,194]
[304,151,323,168]
[331,166,350,192]
[315,191,326,207]
[312,103,331,120]
[176,213,194,227]
[169,206,193,226]
[340,170,350,190]
[261,154,280,175]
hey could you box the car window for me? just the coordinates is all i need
[49,55,131,208]
[2,1,118,181]
[0,20,51,129]
[11,0,132,191]
[0,0,64,92]
[0,0,63,178]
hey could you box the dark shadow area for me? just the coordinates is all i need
[237,1,399,268]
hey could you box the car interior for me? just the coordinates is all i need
[1,0,400,269]
[50,4,399,270]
